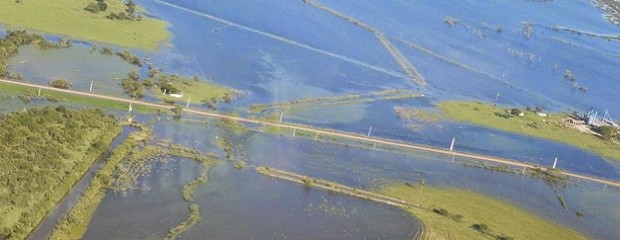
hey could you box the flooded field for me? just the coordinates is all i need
[84,155,419,239]
[3,0,620,238]
[81,116,619,239]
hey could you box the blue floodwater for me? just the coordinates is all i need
[136,0,620,178]
[6,0,618,178]
[85,154,419,240]
[127,116,620,239]
[3,0,620,237]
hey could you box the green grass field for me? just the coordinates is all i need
[154,77,236,105]
[381,183,588,240]
[437,101,620,161]
[0,0,170,50]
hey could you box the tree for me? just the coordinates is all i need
[49,79,71,89]
[593,126,619,140]
[564,70,576,81]
[126,0,136,14]
[84,0,108,13]
[302,177,314,187]
[433,208,449,216]
[510,108,523,116]
[472,223,490,234]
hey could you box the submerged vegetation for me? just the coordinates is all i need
[0,107,120,240]
[0,30,71,78]
[0,81,157,113]
[167,158,216,240]
[394,106,442,130]
[49,124,151,240]
[437,101,620,161]
[592,0,620,25]
[0,0,169,50]
[381,183,588,240]
[49,124,219,240]
[249,90,419,113]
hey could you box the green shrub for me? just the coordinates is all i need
[49,79,71,89]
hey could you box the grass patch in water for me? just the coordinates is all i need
[437,101,620,161]
[153,76,237,106]
[381,183,588,240]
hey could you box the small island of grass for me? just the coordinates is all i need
[0,0,170,50]
[152,75,237,107]
[381,183,588,240]
[436,101,620,161]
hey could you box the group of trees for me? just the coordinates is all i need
[157,74,181,95]
[115,50,142,66]
[90,46,142,66]
[84,0,108,13]
[49,79,71,89]
[106,0,142,21]
[120,66,187,99]
[121,71,145,98]
[593,126,619,141]
[0,30,70,77]
[0,107,118,239]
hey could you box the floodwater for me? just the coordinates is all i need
[239,130,620,239]
[84,155,419,240]
[8,44,139,97]
[3,0,620,238]
[6,0,619,178]
[83,116,619,239]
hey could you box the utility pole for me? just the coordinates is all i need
[449,138,456,151]
[89,81,93,93]
[367,126,372,137]
[279,112,284,123]
[552,157,558,169]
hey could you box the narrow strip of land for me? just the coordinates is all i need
[2,79,618,188]
[257,167,423,209]
[302,0,426,86]
[257,167,426,239]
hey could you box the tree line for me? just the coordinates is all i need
[0,106,119,239]
[105,0,143,21]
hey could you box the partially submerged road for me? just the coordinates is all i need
[1,79,618,188]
